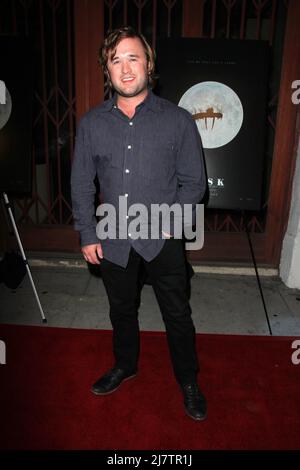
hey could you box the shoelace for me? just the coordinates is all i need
[183,384,203,406]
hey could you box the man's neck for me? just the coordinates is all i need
[116,89,148,119]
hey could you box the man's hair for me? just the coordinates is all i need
[99,26,156,88]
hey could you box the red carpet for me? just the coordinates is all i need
[0,324,299,450]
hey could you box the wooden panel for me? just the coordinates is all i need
[15,225,267,266]
[74,0,105,121]
[188,232,267,264]
[182,0,204,37]
[265,0,300,265]
[17,225,81,253]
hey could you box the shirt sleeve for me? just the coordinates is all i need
[71,118,99,247]
[172,111,207,233]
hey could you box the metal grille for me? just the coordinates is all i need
[0,0,76,226]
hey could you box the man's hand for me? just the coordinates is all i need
[82,243,103,264]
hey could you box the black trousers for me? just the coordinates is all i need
[100,239,199,386]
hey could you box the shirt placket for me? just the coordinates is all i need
[120,114,135,239]
[110,107,131,238]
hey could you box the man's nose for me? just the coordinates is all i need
[121,60,131,74]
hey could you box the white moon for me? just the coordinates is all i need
[179,81,243,149]
[0,87,12,130]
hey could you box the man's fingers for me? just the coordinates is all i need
[82,244,102,265]
[96,244,103,259]
[84,253,100,264]
[87,254,101,264]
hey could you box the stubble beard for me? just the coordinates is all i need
[113,76,149,99]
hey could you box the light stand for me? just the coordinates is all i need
[2,192,47,323]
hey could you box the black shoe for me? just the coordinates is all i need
[182,383,207,421]
[91,367,137,395]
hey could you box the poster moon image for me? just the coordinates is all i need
[179,81,243,149]
[0,84,12,131]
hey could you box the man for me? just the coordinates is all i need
[71,26,207,421]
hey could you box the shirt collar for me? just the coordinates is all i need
[97,89,161,114]
[136,89,161,113]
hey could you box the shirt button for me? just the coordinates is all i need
[124,193,128,197]
[125,169,130,173]
[126,215,129,219]
[129,122,133,126]
[127,145,132,149]
[128,233,132,237]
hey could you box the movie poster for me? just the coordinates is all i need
[0,37,33,194]
[155,38,269,210]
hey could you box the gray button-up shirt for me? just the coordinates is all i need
[71,90,206,267]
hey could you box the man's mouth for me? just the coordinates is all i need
[122,77,135,83]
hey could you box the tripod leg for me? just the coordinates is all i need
[2,192,47,323]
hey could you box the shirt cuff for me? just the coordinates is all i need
[79,228,99,247]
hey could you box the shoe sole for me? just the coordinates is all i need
[91,373,137,396]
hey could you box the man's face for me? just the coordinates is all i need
[107,37,149,98]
